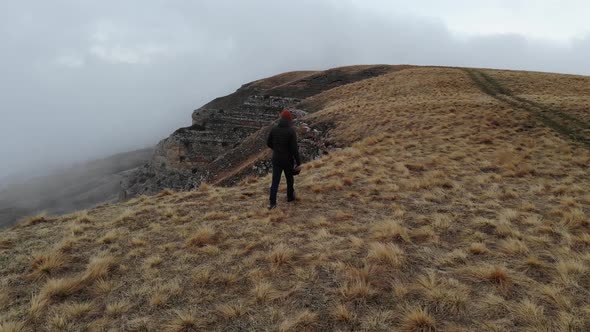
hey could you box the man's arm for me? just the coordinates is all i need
[290,129,301,166]
[267,129,273,149]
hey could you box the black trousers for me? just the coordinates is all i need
[269,163,294,205]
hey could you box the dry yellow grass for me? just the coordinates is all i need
[485,69,590,124]
[400,307,437,332]
[0,66,589,330]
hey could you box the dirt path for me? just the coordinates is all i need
[210,149,271,185]
[464,68,590,147]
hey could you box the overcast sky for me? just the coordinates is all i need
[0,0,588,181]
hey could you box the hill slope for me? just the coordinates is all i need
[122,65,402,197]
[0,148,153,229]
[1,66,589,331]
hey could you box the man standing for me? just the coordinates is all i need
[266,109,301,209]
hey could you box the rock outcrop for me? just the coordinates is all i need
[121,95,305,196]
[122,65,402,197]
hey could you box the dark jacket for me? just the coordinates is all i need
[267,118,301,167]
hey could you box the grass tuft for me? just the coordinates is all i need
[278,310,317,332]
[30,251,66,278]
[186,226,216,247]
[0,321,28,332]
[367,242,404,267]
[331,303,355,322]
[214,302,246,320]
[465,265,512,288]
[400,307,436,332]
[21,213,50,226]
[164,310,204,332]
[372,219,411,243]
[253,281,280,302]
[268,243,295,267]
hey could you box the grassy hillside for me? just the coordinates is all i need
[1,67,589,331]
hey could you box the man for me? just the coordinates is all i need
[266,109,301,209]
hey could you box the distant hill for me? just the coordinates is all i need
[0,66,589,331]
[0,148,153,228]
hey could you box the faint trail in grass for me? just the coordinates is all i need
[464,68,590,147]
[477,70,590,129]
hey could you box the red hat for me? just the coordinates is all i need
[280,110,292,121]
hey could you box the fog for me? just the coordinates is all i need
[1,0,589,182]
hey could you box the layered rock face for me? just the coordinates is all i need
[122,95,303,196]
[122,65,400,197]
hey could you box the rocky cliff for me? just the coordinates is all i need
[122,65,404,197]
